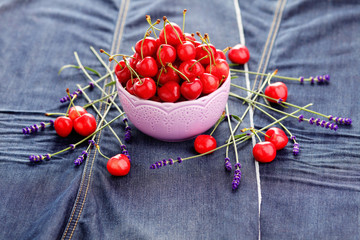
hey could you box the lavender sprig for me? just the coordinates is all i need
[22,121,53,135]
[232,163,241,190]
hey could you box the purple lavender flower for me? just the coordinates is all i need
[224,157,232,171]
[298,115,304,122]
[293,143,300,156]
[299,76,304,84]
[232,163,241,190]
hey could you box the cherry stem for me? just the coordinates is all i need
[162,16,168,44]
[252,129,262,142]
[146,15,160,38]
[189,55,208,70]
[100,49,123,70]
[66,88,81,116]
[95,144,110,160]
[156,67,164,87]
[140,31,151,59]
[167,63,190,83]
[123,57,142,84]
[166,20,183,45]
[222,47,231,53]
[157,46,165,68]
[201,47,212,73]
[182,9,187,33]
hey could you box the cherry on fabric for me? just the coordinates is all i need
[228,44,250,64]
[73,113,97,137]
[264,82,288,103]
[252,142,277,163]
[68,106,87,121]
[54,116,73,137]
[107,154,131,176]
[264,127,288,150]
[194,135,217,154]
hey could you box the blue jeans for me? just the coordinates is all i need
[0,0,359,239]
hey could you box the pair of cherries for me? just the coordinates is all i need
[54,106,97,137]
[115,21,230,102]
[252,127,289,163]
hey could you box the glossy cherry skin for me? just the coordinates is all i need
[252,142,277,163]
[156,65,180,85]
[159,22,184,46]
[125,78,139,95]
[184,33,196,42]
[135,56,158,78]
[199,73,220,95]
[228,44,250,64]
[195,44,216,65]
[135,37,157,58]
[133,77,157,99]
[158,81,181,102]
[180,77,203,100]
[194,135,217,154]
[176,41,196,61]
[215,49,226,60]
[115,61,131,85]
[54,116,73,137]
[107,154,131,176]
[205,59,230,82]
[178,59,205,80]
[264,82,288,103]
[156,44,176,66]
[68,106,87,121]
[264,127,288,150]
[73,113,97,137]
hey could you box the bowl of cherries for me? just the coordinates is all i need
[114,15,231,142]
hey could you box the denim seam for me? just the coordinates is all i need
[60,0,130,239]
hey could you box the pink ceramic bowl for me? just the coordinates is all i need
[116,74,231,142]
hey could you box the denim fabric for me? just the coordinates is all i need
[0,0,359,239]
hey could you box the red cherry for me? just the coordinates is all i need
[68,106,87,121]
[176,41,196,61]
[73,113,97,137]
[194,135,217,154]
[199,73,220,95]
[54,116,73,137]
[114,61,131,85]
[228,44,250,64]
[133,77,157,99]
[264,127,288,150]
[184,33,196,42]
[180,77,203,100]
[195,44,216,65]
[158,81,181,102]
[135,37,157,58]
[135,56,158,78]
[159,22,184,46]
[125,78,139,95]
[252,142,277,163]
[205,59,230,82]
[178,59,205,80]
[264,82,288,103]
[156,65,180,85]
[215,49,227,60]
[107,154,131,176]
[156,44,177,66]
[192,41,202,47]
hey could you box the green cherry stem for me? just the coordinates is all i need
[66,88,81,116]
[162,16,168,44]
[95,144,110,160]
[167,63,191,82]
[209,112,226,136]
[166,19,183,45]
[182,9,187,33]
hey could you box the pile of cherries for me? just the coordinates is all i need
[114,18,231,102]
[54,106,97,138]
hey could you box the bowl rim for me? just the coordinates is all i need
[116,71,231,109]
